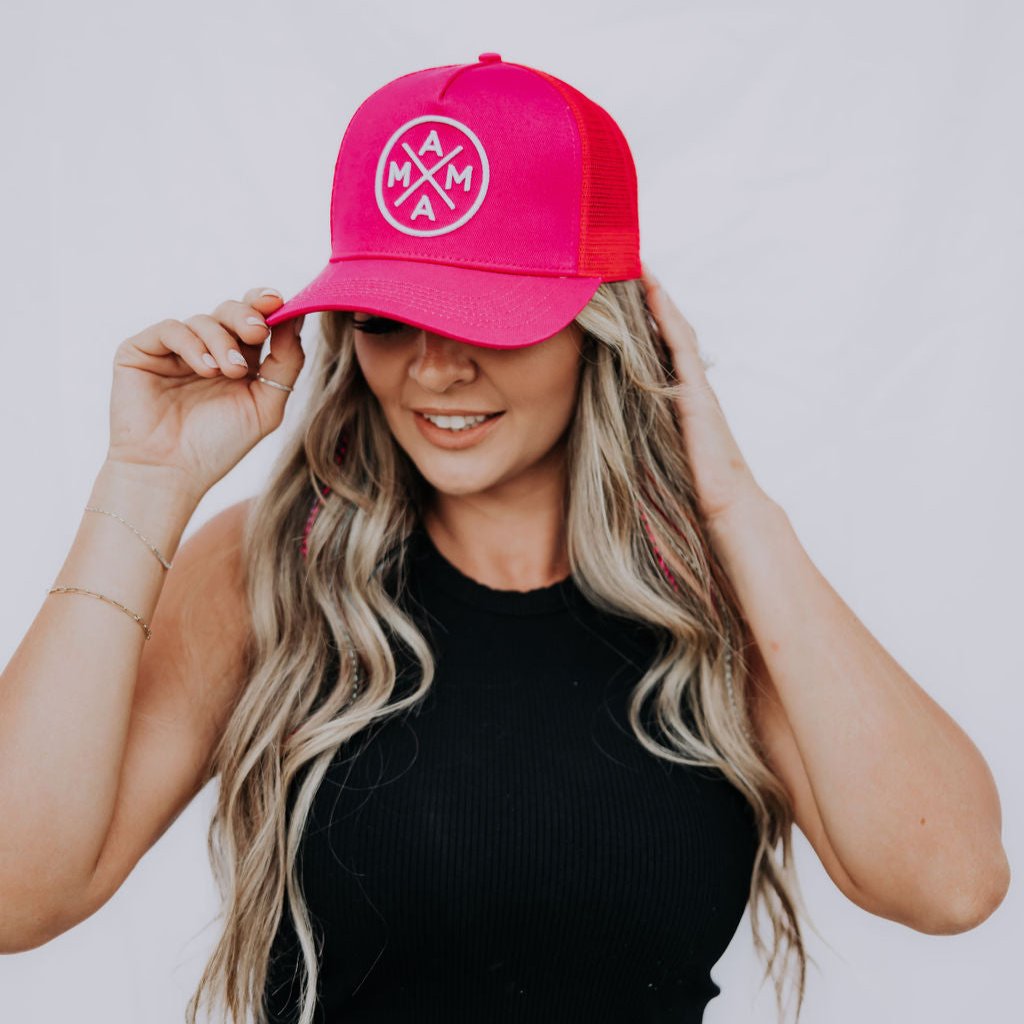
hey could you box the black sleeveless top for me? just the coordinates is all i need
[263,524,758,1023]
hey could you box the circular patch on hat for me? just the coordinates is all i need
[374,116,489,237]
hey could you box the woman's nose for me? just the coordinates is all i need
[410,330,477,387]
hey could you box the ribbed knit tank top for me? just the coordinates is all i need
[263,523,758,1023]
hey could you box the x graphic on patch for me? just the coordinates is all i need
[374,115,490,237]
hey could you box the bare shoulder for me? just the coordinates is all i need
[150,494,257,750]
[131,493,258,781]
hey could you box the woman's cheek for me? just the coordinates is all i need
[353,342,404,398]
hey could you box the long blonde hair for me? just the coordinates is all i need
[185,279,811,1024]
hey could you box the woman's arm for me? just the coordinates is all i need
[711,491,1010,933]
[639,264,1009,934]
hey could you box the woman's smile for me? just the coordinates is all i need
[352,312,584,497]
[412,409,506,449]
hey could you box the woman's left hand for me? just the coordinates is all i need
[640,262,773,533]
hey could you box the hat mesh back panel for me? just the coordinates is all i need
[531,71,640,280]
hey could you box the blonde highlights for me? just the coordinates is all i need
[185,280,811,1024]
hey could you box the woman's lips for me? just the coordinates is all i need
[412,410,504,449]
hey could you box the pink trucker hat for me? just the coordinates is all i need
[264,52,640,349]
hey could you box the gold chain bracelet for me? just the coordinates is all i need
[84,505,173,569]
[46,585,153,640]
[45,504,173,641]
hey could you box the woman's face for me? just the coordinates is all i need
[352,314,585,499]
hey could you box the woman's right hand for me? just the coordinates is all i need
[105,287,305,499]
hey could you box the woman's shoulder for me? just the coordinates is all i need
[176,497,257,628]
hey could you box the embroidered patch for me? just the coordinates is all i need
[374,116,489,237]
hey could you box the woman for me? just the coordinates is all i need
[0,54,1007,1024]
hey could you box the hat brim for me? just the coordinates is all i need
[263,257,603,349]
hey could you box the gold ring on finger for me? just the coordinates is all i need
[256,373,295,393]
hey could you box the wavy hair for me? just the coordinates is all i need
[184,279,813,1024]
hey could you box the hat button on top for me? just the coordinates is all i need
[477,52,502,64]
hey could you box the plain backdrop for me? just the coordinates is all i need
[1,1,1020,1021]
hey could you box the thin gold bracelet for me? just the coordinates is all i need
[84,505,173,569]
[46,585,153,640]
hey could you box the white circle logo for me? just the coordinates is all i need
[374,116,490,237]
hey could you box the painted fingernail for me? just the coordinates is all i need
[228,350,248,366]
[260,288,283,299]
[202,353,219,369]
[246,316,271,337]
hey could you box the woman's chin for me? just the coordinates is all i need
[415,461,500,497]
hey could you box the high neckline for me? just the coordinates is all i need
[408,523,582,617]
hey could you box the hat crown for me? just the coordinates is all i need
[328,56,640,280]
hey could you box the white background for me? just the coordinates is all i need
[1,1,1020,1021]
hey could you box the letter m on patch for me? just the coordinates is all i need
[387,161,412,189]
[445,164,473,191]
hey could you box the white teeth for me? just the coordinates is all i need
[422,413,490,431]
